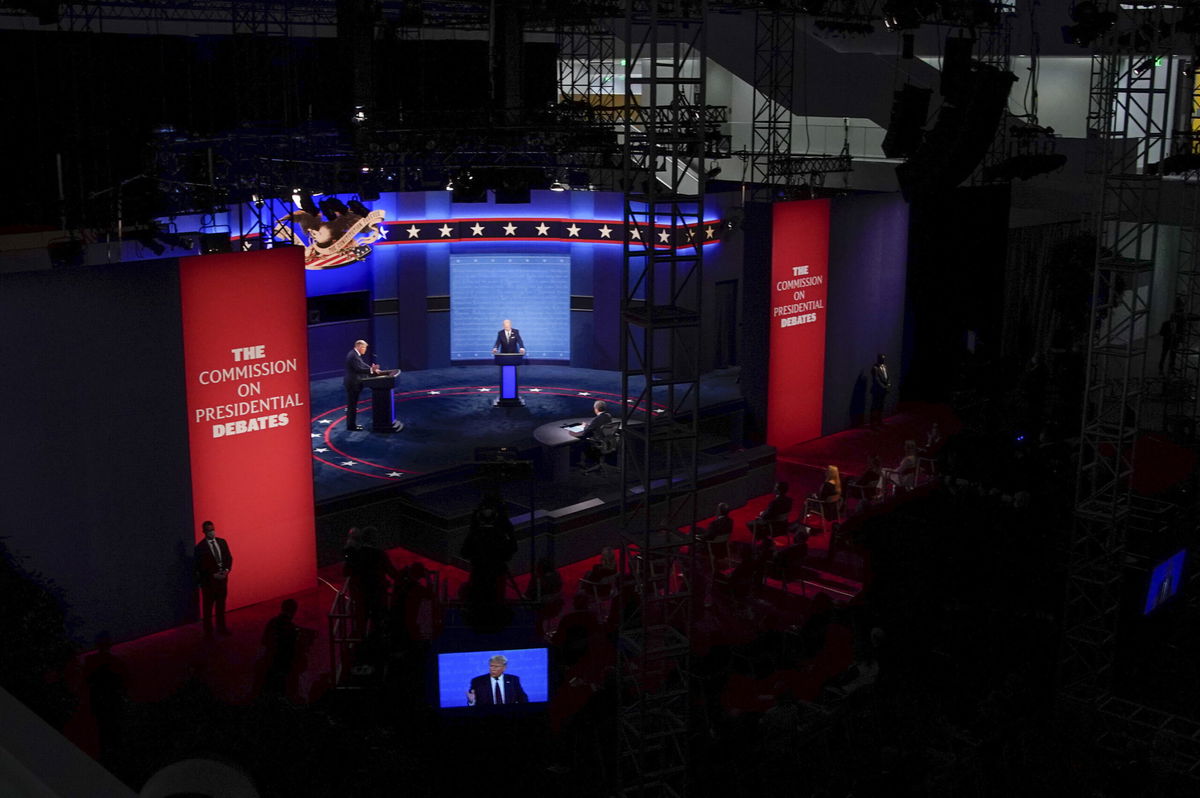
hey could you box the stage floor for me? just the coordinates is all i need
[309,365,744,503]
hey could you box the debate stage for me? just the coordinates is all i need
[309,364,776,572]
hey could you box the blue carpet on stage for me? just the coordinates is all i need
[309,365,744,503]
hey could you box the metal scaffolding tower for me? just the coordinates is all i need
[557,7,617,110]
[617,1,708,794]
[749,5,795,198]
[1062,1,1176,706]
[1165,63,1200,443]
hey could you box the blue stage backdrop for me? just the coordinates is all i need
[449,253,571,360]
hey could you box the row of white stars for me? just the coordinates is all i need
[399,223,718,241]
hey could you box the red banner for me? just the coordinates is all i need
[767,199,830,448]
[179,249,316,611]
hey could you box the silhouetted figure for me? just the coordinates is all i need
[83,632,127,765]
[391,561,435,648]
[697,502,733,542]
[260,598,315,700]
[552,592,601,667]
[461,494,517,609]
[343,526,398,638]
[869,353,891,428]
[747,482,792,541]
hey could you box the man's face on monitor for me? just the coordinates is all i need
[489,660,506,677]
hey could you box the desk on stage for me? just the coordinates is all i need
[533,417,591,481]
[493,353,526,407]
[361,371,404,432]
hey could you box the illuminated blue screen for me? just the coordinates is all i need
[1144,548,1186,614]
[450,254,570,360]
[436,647,549,707]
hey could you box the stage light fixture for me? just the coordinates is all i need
[705,165,722,180]
[882,0,923,31]
[348,199,371,217]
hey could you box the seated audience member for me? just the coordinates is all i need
[850,455,883,504]
[889,440,919,491]
[809,466,842,530]
[747,482,793,541]
[579,546,618,595]
[696,502,733,541]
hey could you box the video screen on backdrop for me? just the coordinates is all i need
[436,647,549,708]
[1143,549,1186,615]
[449,254,571,360]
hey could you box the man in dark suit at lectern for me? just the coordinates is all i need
[344,339,378,431]
[492,319,526,355]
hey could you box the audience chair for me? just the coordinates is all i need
[916,456,937,486]
[802,495,843,537]
[698,532,733,574]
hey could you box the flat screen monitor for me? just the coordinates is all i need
[435,647,549,709]
[1143,548,1186,615]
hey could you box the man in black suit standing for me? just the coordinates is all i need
[194,520,233,638]
[344,339,379,432]
[869,353,891,429]
[492,319,526,355]
[466,654,529,706]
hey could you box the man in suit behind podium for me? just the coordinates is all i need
[344,339,379,431]
[466,654,528,706]
[492,319,525,355]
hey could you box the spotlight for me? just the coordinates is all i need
[705,165,722,180]
[348,199,371,217]
[882,0,924,31]
[450,172,487,203]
